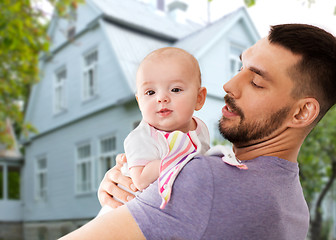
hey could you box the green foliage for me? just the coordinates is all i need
[0,0,82,147]
[299,105,336,208]
[243,0,256,7]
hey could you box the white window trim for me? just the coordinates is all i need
[34,155,48,202]
[82,48,98,102]
[75,141,94,195]
[229,54,242,79]
[97,135,117,188]
[53,67,67,114]
[0,164,6,200]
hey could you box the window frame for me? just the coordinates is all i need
[35,155,48,202]
[75,141,94,195]
[97,135,118,187]
[53,67,67,114]
[82,48,98,102]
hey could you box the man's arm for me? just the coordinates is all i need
[98,154,138,208]
[59,205,145,240]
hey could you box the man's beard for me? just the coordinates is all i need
[219,95,291,145]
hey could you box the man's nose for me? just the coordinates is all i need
[223,71,246,98]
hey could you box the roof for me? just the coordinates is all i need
[174,7,260,58]
[99,5,259,93]
[0,119,22,160]
[101,20,170,92]
[92,0,202,41]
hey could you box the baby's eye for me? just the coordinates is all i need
[171,88,182,93]
[145,90,155,95]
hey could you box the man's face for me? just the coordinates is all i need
[219,38,301,146]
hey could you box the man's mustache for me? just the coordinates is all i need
[224,95,245,120]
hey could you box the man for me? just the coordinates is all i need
[61,24,336,240]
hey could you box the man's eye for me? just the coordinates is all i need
[145,90,155,95]
[251,81,263,89]
[171,88,182,93]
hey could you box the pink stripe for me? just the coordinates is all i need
[187,132,197,150]
[161,140,193,170]
[159,171,174,193]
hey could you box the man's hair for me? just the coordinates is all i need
[268,24,336,121]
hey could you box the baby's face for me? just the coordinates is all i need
[136,54,203,133]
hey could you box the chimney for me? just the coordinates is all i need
[167,0,188,23]
[157,0,165,11]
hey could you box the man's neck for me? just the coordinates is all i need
[232,128,306,163]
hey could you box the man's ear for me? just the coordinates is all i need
[289,98,320,128]
[195,87,207,111]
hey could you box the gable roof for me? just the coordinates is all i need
[174,7,260,58]
[101,21,170,92]
[91,0,201,41]
[99,5,259,93]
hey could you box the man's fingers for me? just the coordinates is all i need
[97,158,137,208]
[107,162,137,192]
[116,153,127,165]
[99,191,123,208]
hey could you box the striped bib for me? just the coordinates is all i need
[158,130,198,209]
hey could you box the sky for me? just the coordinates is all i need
[34,0,336,37]
[186,0,336,37]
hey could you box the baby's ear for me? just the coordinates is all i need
[135,94,141,111]
[195,87,207,111]
[288,98,320,128]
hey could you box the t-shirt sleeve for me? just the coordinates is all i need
[126,156,214,240]
[124,126,162,168]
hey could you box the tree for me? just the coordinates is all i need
[298,106,336,240]
[0,0,82,147]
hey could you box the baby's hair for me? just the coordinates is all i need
[139,47,202,85]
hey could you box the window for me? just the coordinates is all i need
[0,166,3,199]
[35,157,47,201]
[7,166,20,200]
[229,45,244,80]
[98,136,117,183]
[76,143,92,194]
[67,6,77,40]
[229,55,242,79]
[54,68,66,114]
[83,50,98,101]
[67,26,76,39]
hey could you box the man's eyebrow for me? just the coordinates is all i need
[240,52,272,81]
[249,66,271,81]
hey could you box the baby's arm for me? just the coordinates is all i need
[129,159,161,191]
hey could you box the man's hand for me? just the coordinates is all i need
[98,154,138,208]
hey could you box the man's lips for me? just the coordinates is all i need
[222,105,239,118]
[223,95,244,119]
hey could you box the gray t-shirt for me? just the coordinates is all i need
[126,155,309,240]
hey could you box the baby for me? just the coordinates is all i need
[99,47,210,215]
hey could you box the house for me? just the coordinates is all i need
[18,0,259,239]
[0,119,23,240]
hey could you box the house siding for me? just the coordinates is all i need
[27,25,133,136]
[23,101,141,222]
